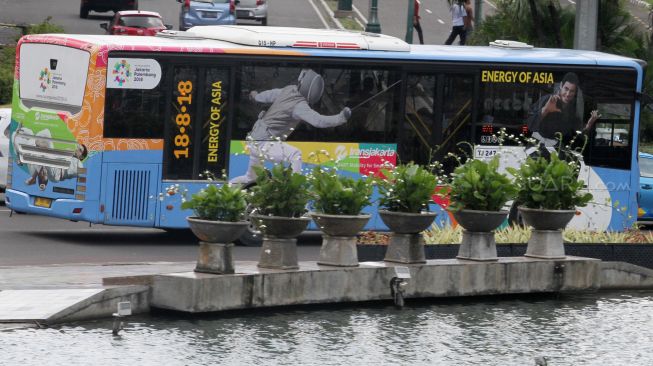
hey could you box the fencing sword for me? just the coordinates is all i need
[349,79,403,112]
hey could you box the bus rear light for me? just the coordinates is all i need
[256,0,266,5]
[72,208,83,214]
[76,185,86,192]
[166,204,174,210]
[78,176,87,183]
[184,0,190,11]
[75,194,85,201]
[100,204,105,213]
[230,0,235,14]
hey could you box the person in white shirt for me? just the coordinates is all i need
[444,0,468,45]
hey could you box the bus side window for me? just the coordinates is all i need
[583,102,633,170]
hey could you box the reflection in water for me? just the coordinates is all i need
[2,292,653,365]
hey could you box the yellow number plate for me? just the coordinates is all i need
[34,197,52,208]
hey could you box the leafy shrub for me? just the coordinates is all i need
[376,162,438,213]
[507,153,592,210]
[181,184,247,222]
[249,164,311,217]
[446,156,517,212]
[309,166,373,215]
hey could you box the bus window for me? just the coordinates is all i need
[437,74,474,170]
[104,58,166,139]
[403,74,435,166]
[584,103,632,170]
[164,66,198,179]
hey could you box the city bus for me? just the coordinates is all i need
[4,26,643,242]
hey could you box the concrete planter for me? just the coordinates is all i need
[378,210,436,234]
[310,213,371,236]
[250,214,311,239]
[186,217,249,275]
[518,207,575,231]
[452,209,508,261]
[311,213,371,267]
[251,215,311,270]
[379,210,436,264]
[452,209,508,232]
[186,217,249,243]
[519,207,576,259]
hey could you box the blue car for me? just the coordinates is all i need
[638,152,653,224]
[178,0,237,31]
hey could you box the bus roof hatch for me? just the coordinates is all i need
[178,26,410,52]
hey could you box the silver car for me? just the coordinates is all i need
[236,0,268,26]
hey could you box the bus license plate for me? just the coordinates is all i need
[34,197,52,208]
[475,147,498,159]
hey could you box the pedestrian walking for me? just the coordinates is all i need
[444,0,468,45]
[414,0,424,44]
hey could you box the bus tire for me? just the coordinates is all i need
[508,201,524,226]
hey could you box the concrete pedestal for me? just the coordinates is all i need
[258,237,299,270]
[384,233,426,264]
[525,230,566,259]
[195,242,235,274]
[318,235,358,267]
[457,230,498,261]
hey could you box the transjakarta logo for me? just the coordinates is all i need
[335,145,397,160]
[39,68,52,92]
[112,60,132,86]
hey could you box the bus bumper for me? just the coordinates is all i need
[5,189,99,223]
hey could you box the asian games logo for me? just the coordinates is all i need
[39,68,52,92]
[112,59,132,86]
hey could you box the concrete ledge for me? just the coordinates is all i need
[49,285,150,324]
[150,257,601,313]
[600,261,653,289]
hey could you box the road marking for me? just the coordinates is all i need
[437,19,445,25]
[484,0,497,10]
[353,5,368,24]
[307,0,331,29]
[425,9,432,15]
[317,0,344,29]
[567,0,576,5]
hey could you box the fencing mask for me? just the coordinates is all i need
[297,69,324,105]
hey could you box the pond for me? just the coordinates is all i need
[2,291,653,365]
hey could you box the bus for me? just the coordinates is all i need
[4,26,643,242]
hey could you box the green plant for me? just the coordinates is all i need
[506,153,592,210]
[309,166,373,215]
[376,162,439,213]
[446,156,517,212]
[249,164,311,217]
[181,183,248,222]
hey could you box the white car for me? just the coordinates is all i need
[0,108,10,192]
[236,0,268,25]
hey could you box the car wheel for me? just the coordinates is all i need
[261,17,267,26]
[80,5,89,18]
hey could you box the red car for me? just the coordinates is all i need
[100,10,171,36]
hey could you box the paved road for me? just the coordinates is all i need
[0,202,321,266]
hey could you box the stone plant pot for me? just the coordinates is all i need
[518,207,575,231]
[452,209,508,232]
[186,217,249,275]
[311,213,371,267]
[250,214,311,238]
[187,217,249,243]
[251,214,311,270]
[518,206,576,259]
[452,209,508,261]
[378,210,437,234]
[311,212,371,237]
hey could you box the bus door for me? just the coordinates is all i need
[159,65,231,227]
[403,72,475,170]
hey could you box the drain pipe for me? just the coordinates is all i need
[390,266,411,308]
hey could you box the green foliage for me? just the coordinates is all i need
[0,17,65,105]
[181,184,247,222]
[309,166,372,215]
[447,156,517,212]
[507,153,593,210]
[249,164,311,217]
[376,163,438,213]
